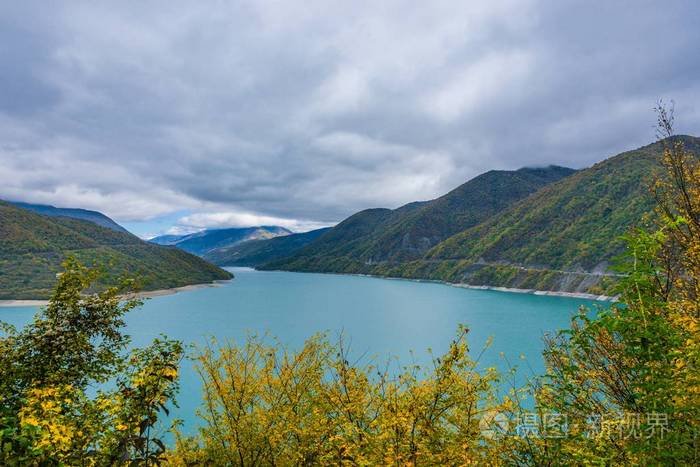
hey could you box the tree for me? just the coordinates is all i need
[0,257,183,465]
[511,105,700,465]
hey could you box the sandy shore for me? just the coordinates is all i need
[0,299,50,307]
[379,275,616,301]
[450,283,617,302]
[128,279,232,299]
[0,279,233,308]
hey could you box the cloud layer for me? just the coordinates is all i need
[1,1,699,234]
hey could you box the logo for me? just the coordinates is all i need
[479,410,509,438]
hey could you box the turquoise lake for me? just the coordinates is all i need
[0,268,600,433]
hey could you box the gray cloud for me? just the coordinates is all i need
[0,0,698,232]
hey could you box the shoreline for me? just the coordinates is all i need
[379,275,616,301]
[0,279,233,308]
[264,269,617,302]
[129,279,232,299]
[1,270,616,308]
[449,283,616,302]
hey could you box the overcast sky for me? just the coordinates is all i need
[1,1,699,237]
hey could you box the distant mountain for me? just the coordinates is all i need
[263,165,575,272]
[204,227,331,266]
[10,201,128,233]
[147,234,183,246]
[150,226,292,256]
[1,201,233,300]
[265,136,700,295]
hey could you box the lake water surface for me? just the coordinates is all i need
[1,268,598,433]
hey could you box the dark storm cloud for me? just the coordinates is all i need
[0,0,698,232]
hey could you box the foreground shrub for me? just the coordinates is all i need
[169,328,507,465]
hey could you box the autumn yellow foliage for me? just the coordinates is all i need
[167,327,510,466]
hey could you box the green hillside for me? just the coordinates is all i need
[372,136,700,293]
[263,166,574,272]
[0,201,233,299]
[430,150,661,268]
[204,228,331,266]
[368,166,577,262]
[263,136,700,294]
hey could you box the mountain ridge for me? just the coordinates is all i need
[9,201,129,233]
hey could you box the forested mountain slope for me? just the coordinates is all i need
[0,201,233,299]
[377,136,700,293]
[264,166,574,271]
[263,136,700,295]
